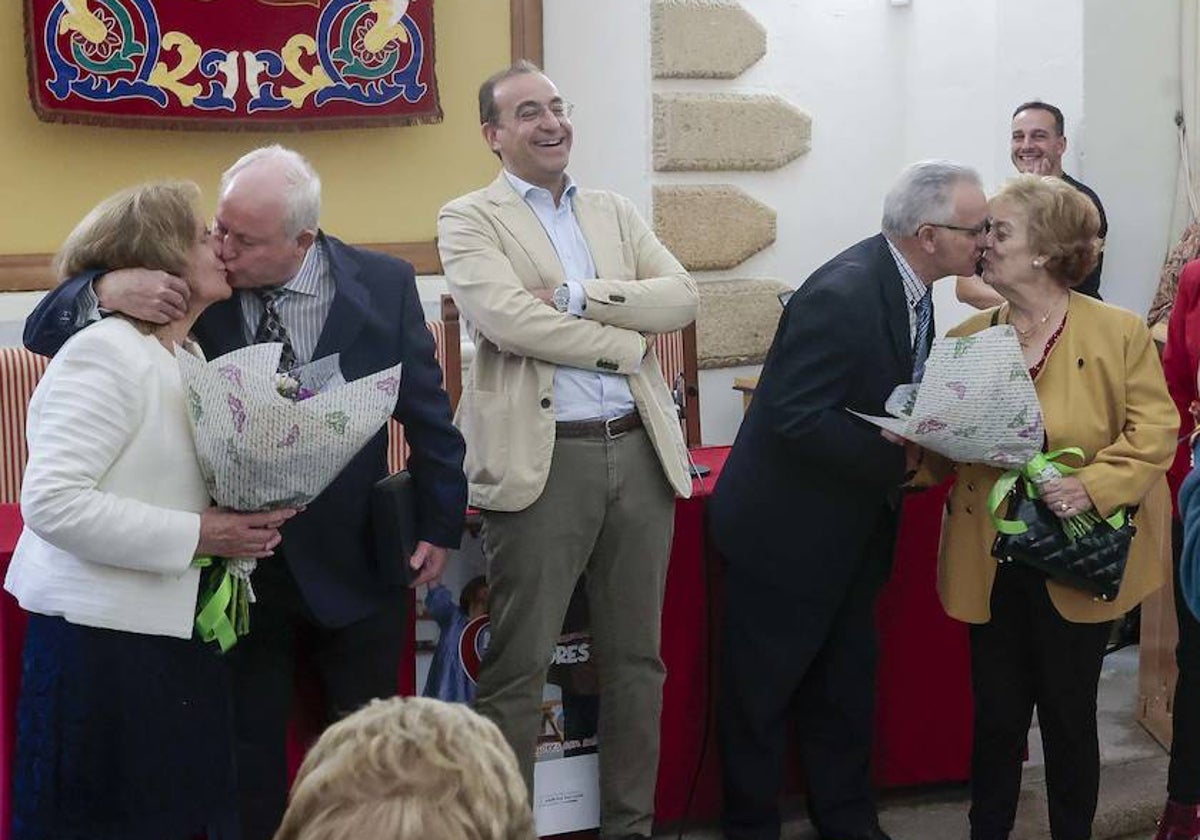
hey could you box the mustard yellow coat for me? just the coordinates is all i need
[936,293,1178,624]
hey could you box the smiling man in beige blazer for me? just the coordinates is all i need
[437,61,698,840]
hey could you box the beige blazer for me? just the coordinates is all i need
[437,174,698,512]
[936,293,1177,624]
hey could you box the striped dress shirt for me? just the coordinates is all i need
[884,236,931,349]
[236,239,334,364]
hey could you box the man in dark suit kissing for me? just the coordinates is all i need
[710,160,988,840]
[23,145,467,840]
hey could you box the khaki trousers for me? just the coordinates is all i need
[475,427,675,838]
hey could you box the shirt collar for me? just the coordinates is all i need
[503,169,578,203]
[883,236,930,310]
[272,239,325,298]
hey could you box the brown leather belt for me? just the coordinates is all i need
[555,411,643,439]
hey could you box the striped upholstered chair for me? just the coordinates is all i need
[384,297,463,473]
[0,348,50,504]
[654,322,702,447]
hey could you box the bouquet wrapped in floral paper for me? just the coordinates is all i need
[851,325,1044,469]
[177,342,402,650]
[850,325,1117,541]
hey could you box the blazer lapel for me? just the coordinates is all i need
[572,191,622,279]
[485,174,566,289]
[874,235,914,372]
[313,235,368,360]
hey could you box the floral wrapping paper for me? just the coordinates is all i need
[176,342,403,510]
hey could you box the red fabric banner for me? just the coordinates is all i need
[24,0,440,130]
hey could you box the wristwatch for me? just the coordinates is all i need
[552,283,571,313]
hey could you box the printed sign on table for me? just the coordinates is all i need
[430,579,601,837]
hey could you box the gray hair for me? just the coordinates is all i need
[219,145,321,237]
[881,160,982,239]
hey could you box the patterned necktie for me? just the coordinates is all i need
[912,289,933,382]
[253,289,297,373]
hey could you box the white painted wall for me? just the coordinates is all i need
[543,0,654,215]
[1083,0,1181,316]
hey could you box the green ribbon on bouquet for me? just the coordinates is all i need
[193,556,250,653]
[987,447,1125,539]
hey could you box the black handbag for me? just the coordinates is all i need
[990,480,1135,602]
[371,470,420,586]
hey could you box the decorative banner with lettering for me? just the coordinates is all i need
[23,0,441,130]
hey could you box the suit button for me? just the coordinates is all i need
[967,482,975,492]
[540,398,551,409]
[965,505,973,515]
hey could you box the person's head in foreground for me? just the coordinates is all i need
[273,696,535,840]
[980,174,1100,295]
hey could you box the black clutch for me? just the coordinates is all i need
[990,484,1135,602]
[371,470,420,587]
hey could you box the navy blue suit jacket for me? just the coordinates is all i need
[24,234,467,627]
[709,234,917,602]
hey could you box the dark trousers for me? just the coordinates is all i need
[968,564,1112,840]
[1170,518,1200,802]
[228,556,409,840]
[718,515,894,840]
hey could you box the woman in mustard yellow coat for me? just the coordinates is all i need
[937,176,1177,840]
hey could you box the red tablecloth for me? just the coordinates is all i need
[875,480,972,787]
[652,447,728,824]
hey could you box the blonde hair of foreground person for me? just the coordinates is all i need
[273,696,536,840]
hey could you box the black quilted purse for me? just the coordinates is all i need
[990,480,1135,602]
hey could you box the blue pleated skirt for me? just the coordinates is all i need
[11,613,237,840]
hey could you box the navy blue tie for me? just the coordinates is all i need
[912,290,933,382]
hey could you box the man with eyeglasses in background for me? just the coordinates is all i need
[437,61,698,840]
[957,99,1108,307]
[710,161,987,840]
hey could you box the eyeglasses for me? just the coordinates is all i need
[513,100,575,123]
[919,220,991,237]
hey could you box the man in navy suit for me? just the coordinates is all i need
[710,161,988,840]
[24,145,467,840]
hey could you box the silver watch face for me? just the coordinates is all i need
[553,285,571,312]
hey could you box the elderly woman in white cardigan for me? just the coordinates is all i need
[5,182,296,840]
